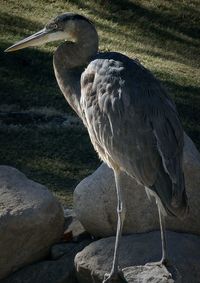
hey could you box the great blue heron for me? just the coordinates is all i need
[5,13,188,282]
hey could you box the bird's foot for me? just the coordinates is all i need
[145,258,171,268]
[103,268,127,283]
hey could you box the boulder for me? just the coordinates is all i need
[0,166,64,280]
[1,240,90,283]
[74,134,200,237]
[1,255,75,283]
[75,231,200,283]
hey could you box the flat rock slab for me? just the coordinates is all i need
[75,231,200,283]
[0,166,64,280]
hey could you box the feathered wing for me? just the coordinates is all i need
[81,54,188,217]
[144,86,188,216]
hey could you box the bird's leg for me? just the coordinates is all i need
[146,204,170,267]
[103,170,126,283]
[158,205,169,265]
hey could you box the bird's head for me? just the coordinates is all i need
[4,13,95,52]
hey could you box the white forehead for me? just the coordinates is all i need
[45,31,67,43]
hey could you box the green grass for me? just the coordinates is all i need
[0,122,98,206]
[0,0,199,206]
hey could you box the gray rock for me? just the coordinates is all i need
[123,265,180,283]
[74,134,200,237]
[51,243,78,260]
[62,208,88,243]
[1,255,75,283]
[51,239,92,260]
[63,208,75,229]
[63,208,86,239]
[1,240,90,283]
[75,231,200,283]
[0,166,64,280]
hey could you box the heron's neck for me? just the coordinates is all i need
[53,25,98,117]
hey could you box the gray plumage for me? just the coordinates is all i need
[5,12,188,281]
[51,14,188,217]
[80,54,188,217]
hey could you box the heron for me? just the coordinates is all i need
[5,13,188,282]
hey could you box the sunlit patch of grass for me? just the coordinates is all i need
[0,0,199,205]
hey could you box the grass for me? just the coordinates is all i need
[0,0,199,206]
[0,122,98,205]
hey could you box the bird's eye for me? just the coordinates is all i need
[51,23,58,29]
[46,22,58,30]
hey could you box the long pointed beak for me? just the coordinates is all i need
[4,28,50,52]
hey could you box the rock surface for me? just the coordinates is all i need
[75,231,200,283]
[0,166,64,280]
[74,134,200,237]
[1,240,90,283]
[63,208,87,241]
[123,265,180,283]
[51,242,78,260]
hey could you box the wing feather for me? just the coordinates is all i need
[81,55,188,216]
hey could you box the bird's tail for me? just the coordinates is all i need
[146,166,189,218]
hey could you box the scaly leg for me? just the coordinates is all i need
[103,170,127,283]
[158,205,169,265]
[146,204,170,267]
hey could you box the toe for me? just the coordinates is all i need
[103,270,127,283]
